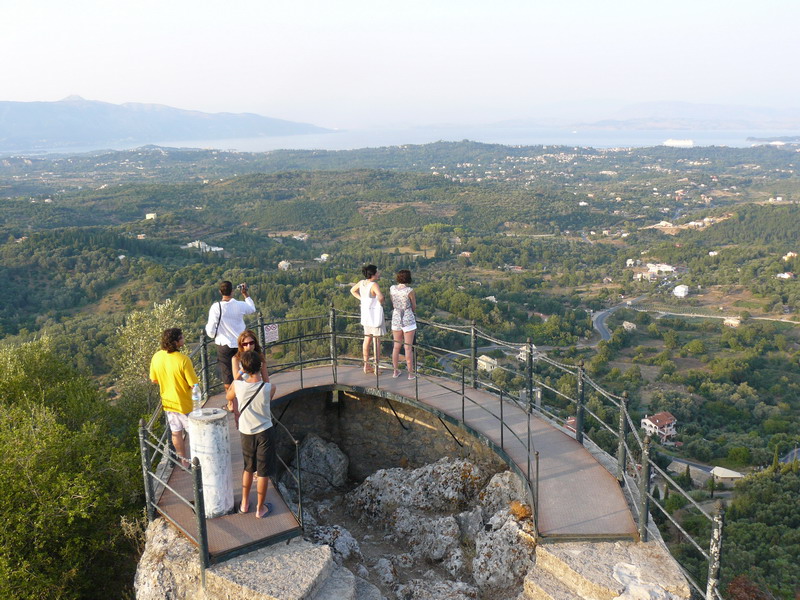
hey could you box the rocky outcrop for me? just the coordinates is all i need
[283,433,349,498]
[395,576,479,600]
[347,457,488,520]
[473,509,536,594]
[135,519,335,600]
[136,449,689,600]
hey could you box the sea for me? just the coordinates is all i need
[9,126,800,156]
[151,126,799,153]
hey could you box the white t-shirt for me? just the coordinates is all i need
[205,297,256,348]
[233,379,272,435]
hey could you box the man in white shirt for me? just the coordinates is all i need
[205,280,256,390]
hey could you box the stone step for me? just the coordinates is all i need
[533,542,691,600]
[520,567,587,600]
[312,566,356,600]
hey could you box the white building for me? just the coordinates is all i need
[313,254,330,263]
[673,285,689,298]
[181,240,223,253]
[477,355,498,372]
[622,321,637,332]
[710,466,744,487]
[517,344,537,362]
[278,260,292,271]
[145,213,157,220]
[641,412,677,443]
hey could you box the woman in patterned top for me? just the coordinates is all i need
[390,269,417,379]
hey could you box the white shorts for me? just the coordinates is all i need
[392,324,417,333]
[166,411,189,432]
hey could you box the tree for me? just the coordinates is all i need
[114,299,190,411]
[0,340,140,599]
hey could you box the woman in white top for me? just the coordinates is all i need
[350,264,386,373]
[390,269,417,379]
[226,350,277,518]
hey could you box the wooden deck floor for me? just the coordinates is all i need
[155,393,302,562]
[157,363,636,557]
[272,364,637,540]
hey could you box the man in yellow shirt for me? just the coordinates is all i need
[150,328,199,468]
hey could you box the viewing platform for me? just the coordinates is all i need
[154,364,636,561]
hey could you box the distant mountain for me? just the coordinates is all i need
[0,96,331,153]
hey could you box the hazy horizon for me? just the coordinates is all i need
[3,0,799,130]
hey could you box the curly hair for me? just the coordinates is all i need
[396,269,412,284]
[160,328,183,353]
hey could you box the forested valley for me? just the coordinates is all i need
[1,140,799,598]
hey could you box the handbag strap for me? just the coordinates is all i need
[238,381,266,415]
[213,301,223,338]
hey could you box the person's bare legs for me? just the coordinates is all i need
[255,475,270,518]
[392,330,403,375]
[172,431,190,468]
[404,330,415,377]
[373,336,381,372]
[362,335,373,372]
[241,470,254,512]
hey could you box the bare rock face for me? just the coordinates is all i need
[472,509,536,594]
[135,518,335,600]
[395,577,479,600]
[283,433,349,498]
[134,519,202,600]
[347,457,487,520]
[311,525,363,562]
[393,508,464,575]
[478,470,528,518]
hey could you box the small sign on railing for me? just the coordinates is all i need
[263,323,279,344]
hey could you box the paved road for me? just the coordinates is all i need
[591,295,646,341]
[668,456,713,473]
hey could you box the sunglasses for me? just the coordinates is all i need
[242,341,256,347]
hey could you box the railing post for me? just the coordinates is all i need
[298,338,304,388]
[200,333,210,404]
[706,501,725,600]
[499,390,504,450]
[257,311,265,349]
[192,457,209,587]
[526,397,532,484]
[461,366,466,423]
[470,320,478,388]
[138,419,156,522]
[329,303,338,384]
[295,438,304,530]
[526,338,534,410]
[534,450,540,538]
[575,361,585,445]
[617,392,629,485]
[638,435,652,541]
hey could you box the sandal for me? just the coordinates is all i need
[256,502,273,519]
[392,370,401,378]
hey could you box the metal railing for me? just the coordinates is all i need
[139,307,725,598]
[138,334,305,583]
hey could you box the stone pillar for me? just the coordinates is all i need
[189,408,234,518]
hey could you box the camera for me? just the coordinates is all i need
[236,282,247,292]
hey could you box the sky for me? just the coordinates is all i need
[1,0,799,129]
